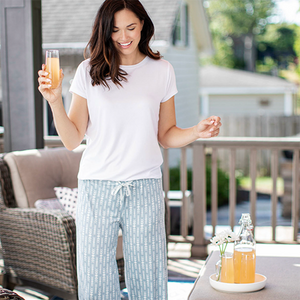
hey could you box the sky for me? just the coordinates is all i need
[272,0,300,25]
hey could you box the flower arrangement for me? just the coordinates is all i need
[210,229,239,256]
[210,229,239,281]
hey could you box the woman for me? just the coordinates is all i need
[38,0,221,299]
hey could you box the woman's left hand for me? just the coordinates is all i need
[195,116,222,139]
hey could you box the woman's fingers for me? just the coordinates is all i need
[209,121,222,130]
[196,116,222,139]
[38,65,51,87]
[207,122,221,133]
[38,75,51,85]
[38,65,64,106]
[208,116,221,126]
[203,122,222,138]
[38,70,48,77]
[38,82,52,91]
[38,64,48,76]
[38,65,49,78]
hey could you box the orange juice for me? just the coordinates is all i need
[45,57,60,89]
[221,255,234,283]
[234,248,256,283]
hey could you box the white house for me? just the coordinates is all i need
[199,65,298,117]
[41,0,213,135]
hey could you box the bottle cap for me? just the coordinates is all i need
[239,213,253,227]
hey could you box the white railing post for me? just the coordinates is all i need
[250,149,257,228]
[292,149,299,242]
[211,148,218,236]
[163,148,170,238]
[229,149,236,230]
[191,143,207,257]
[271,149,278,241]
[180,147,188,237]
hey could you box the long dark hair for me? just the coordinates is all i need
[84,0,161,88]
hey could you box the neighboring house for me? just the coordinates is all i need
[41,0,213,135]
[199,65,298,117]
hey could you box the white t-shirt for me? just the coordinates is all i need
[69,56,178,181]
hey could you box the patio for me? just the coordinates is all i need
[0,243,204,300]
[0,0,299,299]
[1,181,297,300]
[0,136,298,299]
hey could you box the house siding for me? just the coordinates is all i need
[164,24,200,129]
[205,94,285,116]
[162,17,200,168]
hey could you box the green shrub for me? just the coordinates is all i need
[168,157,240,210]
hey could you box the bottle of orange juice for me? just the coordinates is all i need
[234,213,256,284]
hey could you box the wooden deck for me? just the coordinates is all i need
[2,238,298,299]
[167,242,206,280]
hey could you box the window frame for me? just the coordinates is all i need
[172,2,189,48]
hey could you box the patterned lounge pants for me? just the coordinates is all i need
[76,179,168,300]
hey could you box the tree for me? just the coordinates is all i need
[204,0,276,71]
[256,23,298,74]
[294,25,300,76]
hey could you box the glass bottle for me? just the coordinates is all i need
[233,213,256,284]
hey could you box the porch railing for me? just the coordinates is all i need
[41,136,300,256]
[163,137,300,257]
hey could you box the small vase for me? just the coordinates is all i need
[215,252,234,283]
[215,256,222,281]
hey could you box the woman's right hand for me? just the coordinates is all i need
[38,64,64,105]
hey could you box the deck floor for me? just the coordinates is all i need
[168,242,206,280]
[1,195,299,299]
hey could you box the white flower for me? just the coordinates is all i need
[210,229,239,246]
[228,232,239,242]
[223,229,239,242]
[210,236,221,245]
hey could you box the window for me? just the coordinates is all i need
[259,99,270,107]
[172,3,189,47]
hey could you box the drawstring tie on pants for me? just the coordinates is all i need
[111,181,134,199]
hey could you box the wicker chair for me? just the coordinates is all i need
[0,147,125,300]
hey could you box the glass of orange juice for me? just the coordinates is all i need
[45,50,60,89]
[220,252,235,283]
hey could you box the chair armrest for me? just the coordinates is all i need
[0,207,77,294]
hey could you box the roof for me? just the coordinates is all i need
[199,65,298,94]
[41,0,213,53]
[41,0,180,45]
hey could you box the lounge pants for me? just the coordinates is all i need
[76,179,168,300]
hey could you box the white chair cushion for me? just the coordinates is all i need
[34,198,64,210]
[4,145,85,208]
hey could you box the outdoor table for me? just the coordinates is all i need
[188,243,300,300]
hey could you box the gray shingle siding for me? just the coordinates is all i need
[41,0,180,44]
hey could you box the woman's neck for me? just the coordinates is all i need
[120,51,146,66]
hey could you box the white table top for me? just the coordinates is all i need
[188,243,300,300]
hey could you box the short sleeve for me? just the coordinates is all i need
[69,60,88,99]
[161,62,178,103]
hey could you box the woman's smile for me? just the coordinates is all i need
[118,41,133,49]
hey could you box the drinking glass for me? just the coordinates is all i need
[220,252,235,283]
[45,50,60,89]
[215,252,235,283]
